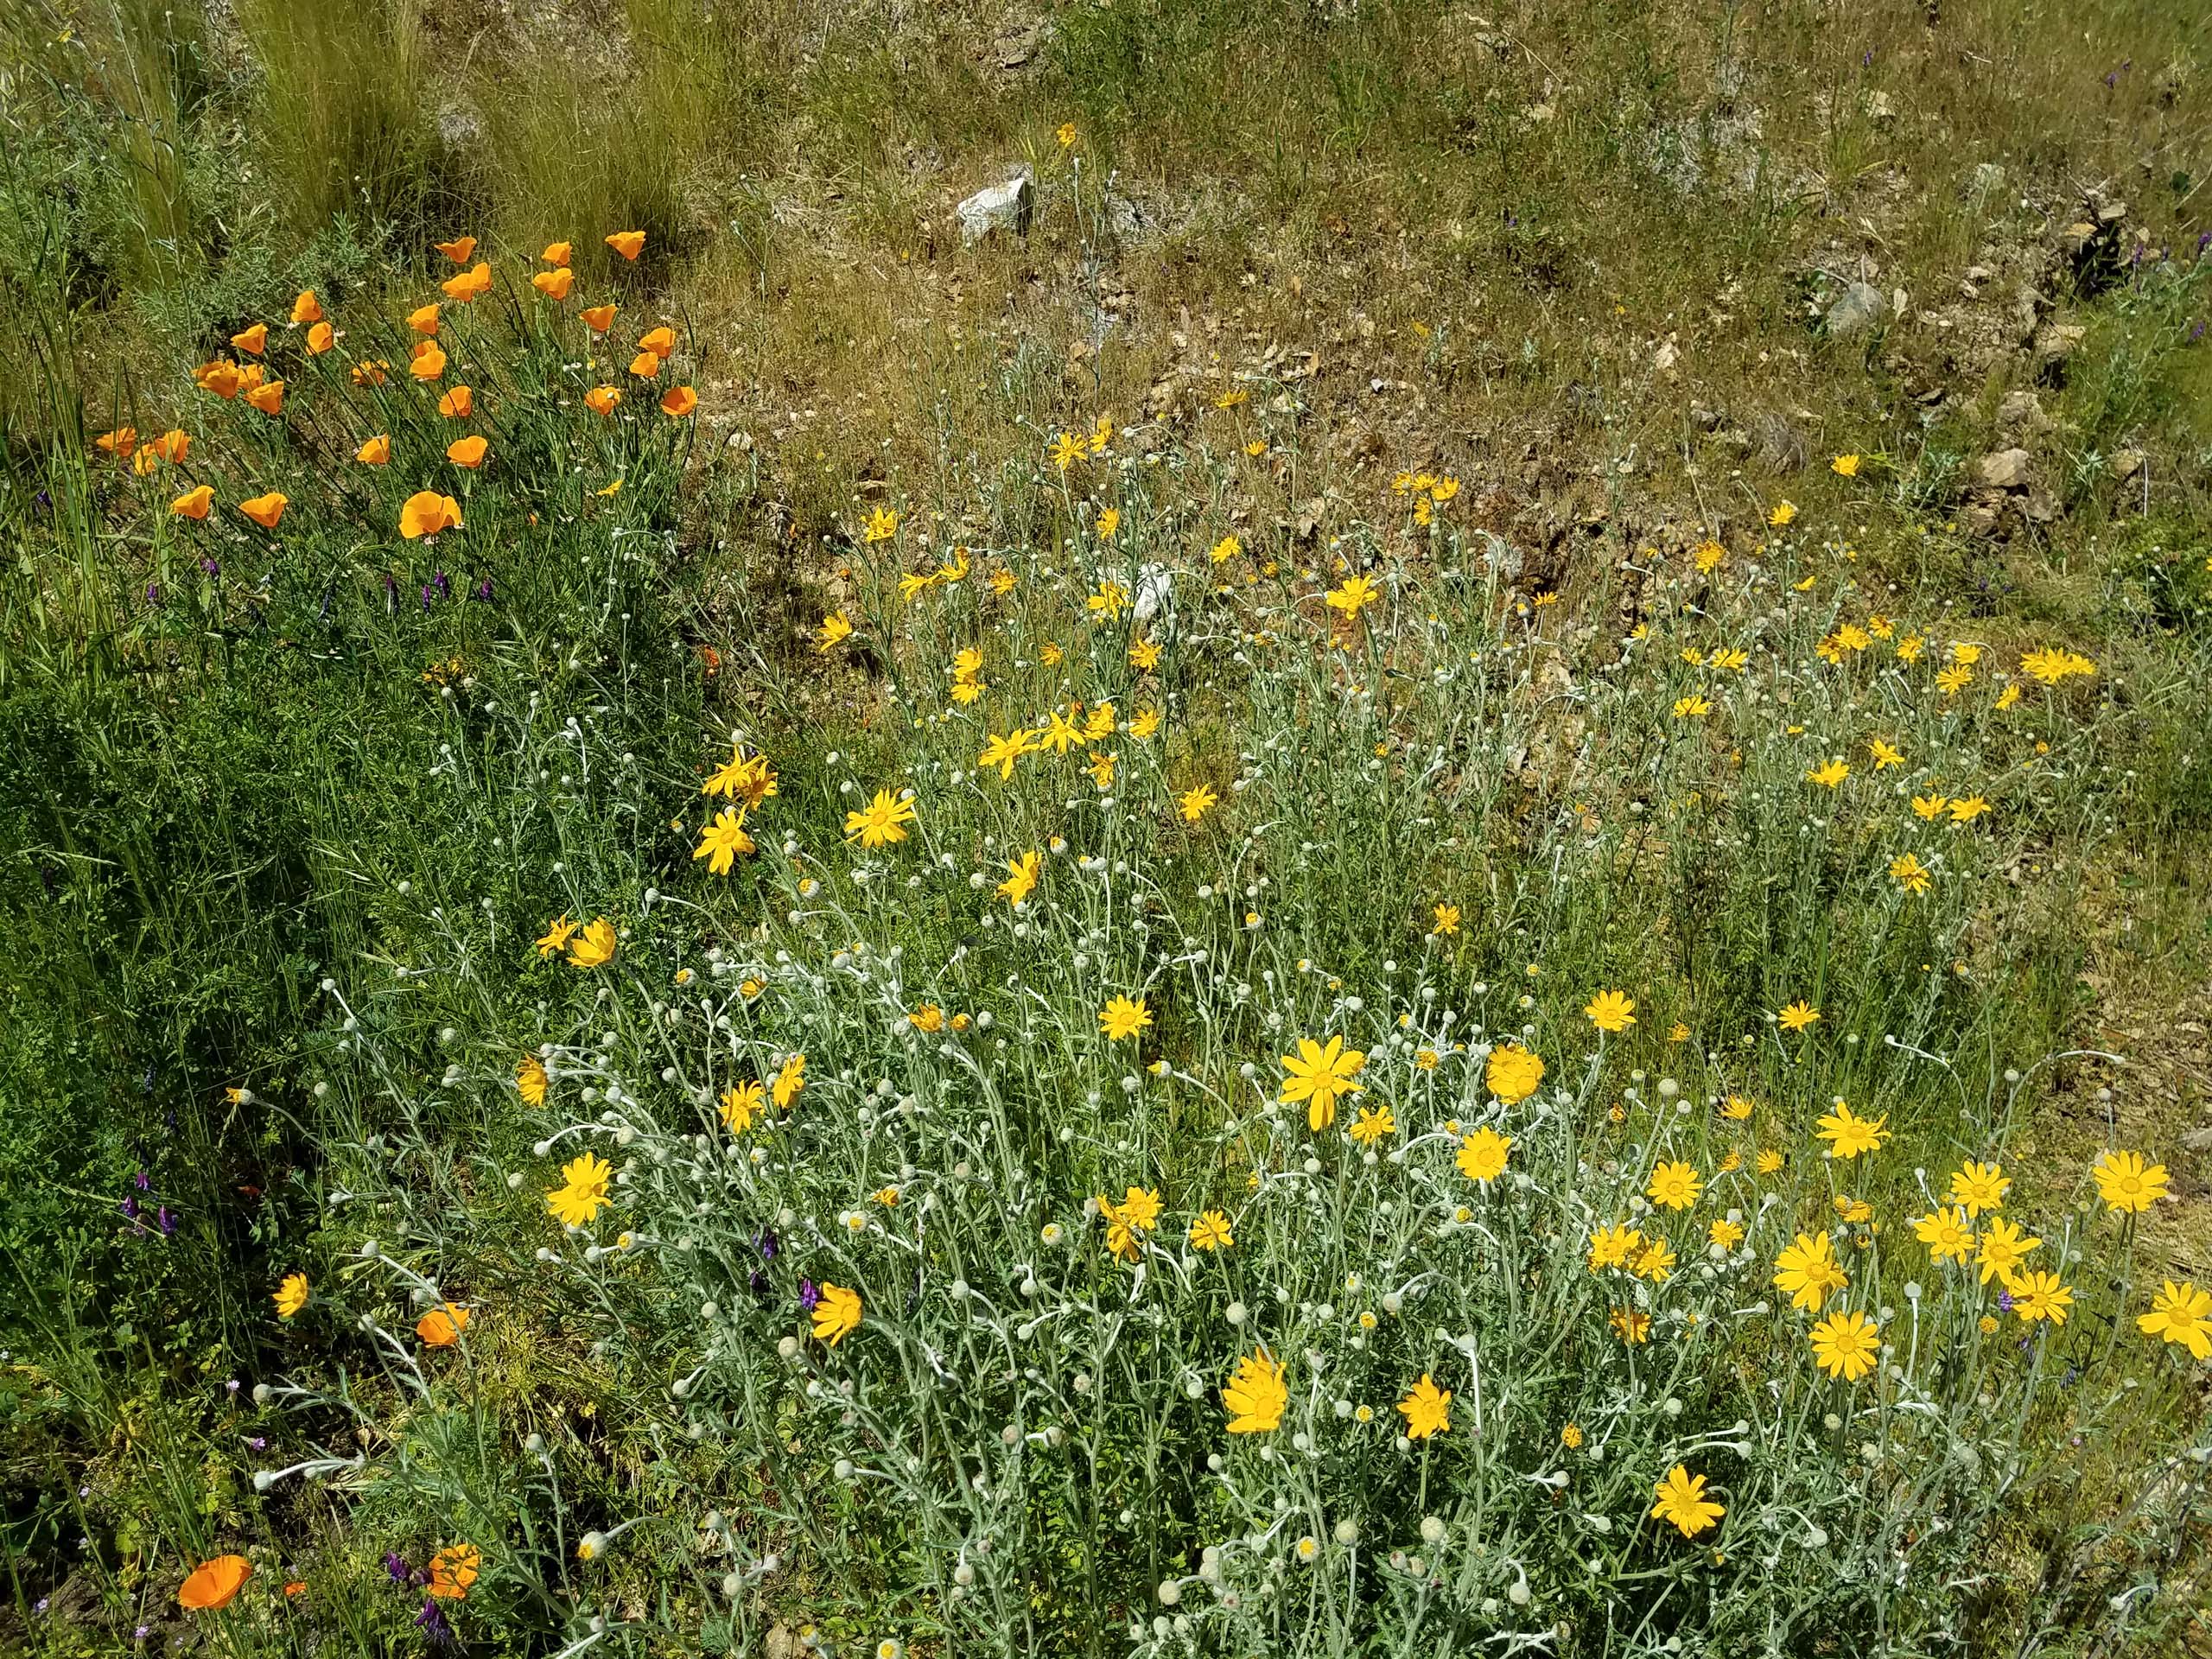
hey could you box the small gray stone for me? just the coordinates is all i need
[1995,391,2051,438]
[1975,448,2033,490]
[957,168,1035,245]
[1824,282,1888,340]
[2034,321,2087,365]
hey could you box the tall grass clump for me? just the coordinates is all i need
[232,0,455,246]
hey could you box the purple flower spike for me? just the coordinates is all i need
[799,1278,820,1313]
[416,1597,454,1644]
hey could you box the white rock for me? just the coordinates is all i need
[1824,282,1888,340]
[958,168,1034,245]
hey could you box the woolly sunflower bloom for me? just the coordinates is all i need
[1098,995,1152,1041]
[1772,1231,1847,1313]
[1645,1160,1701,1211]
[1397,1374,1452,1440]
[1808,1309,1880,1381]
[1222,1351,1287,1433]
[1650,1466,1724,1537]
[1484,1044,1543,1103]
[2139,1281,2212,1358]
[844,789,918,847]
[1456,1126,1512,1185]
[546,1152,613,1227]
[1584,988,1637,1032]
[1815,1101,1889,1160]
[1189,1211,1233,1252]
[719,1080,765,1134]
[1911,1207,1977,1263]
[1974,1217,2040,1286]
[1279,1035,1365,1131]
[565,918,617,969]
[2093,1150,2169,1214]
[812,1282,862,1346]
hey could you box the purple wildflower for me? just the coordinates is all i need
[799,1278,820,1313]
[474,576,494,602]
[156,1205,176,1235]
[416,1597,454,1644]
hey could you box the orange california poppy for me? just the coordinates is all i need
[541,241,572,267]
[427,1543,480,1599]
[238,363,267,391]
[627,350,662,378]
[238,492,288,530]
[442,262,492,302]
[231,322,269,356]
[659,385,697,417]
[351,359,390,386]
[417,1304,471,1345]
[583,385,621,416]
[289,290,321,326]
[180,1555,252,1611]
[283,1580,307,1599]
[447,435,488,469]
[169,485,214,520]
[151,429,191,463]
[437,385,474,418]
[357,434,391,465]
[531,268,575,300]
[195,360,243,398]
[579,303,617,334]
[399,491,463,539]
[245,380,284,416]
[435,235,477,264]
[408,303,440,337]
[305,321,335,354]
[410,340,447,382]
[133,448,160,475]
[95,427,137,458]
[637,325,677,358]
[606,229,645,260]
